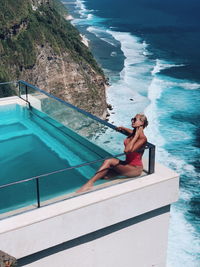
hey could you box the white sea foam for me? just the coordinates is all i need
[144,78,166,147]
[107,31,147,65]
[106,30,154,93]
[75,0,87,16]
[167,204,200,267]
[101,30,155,124]
[144,66,198,177]
[151,59,200,89]
[137,58,200,92]
[87,26,117,46]
[85,27,155,125]
[73,1,107,26]
[179,82,200,90]
[87,13,93,20]
[154,145,196,178]
[151,59,185,75]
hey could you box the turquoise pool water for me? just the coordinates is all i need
[0,104,111,214]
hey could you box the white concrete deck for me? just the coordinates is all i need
[0,163,179,258]
[0,96,26,106]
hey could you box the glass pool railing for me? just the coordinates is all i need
[0,80,155,218]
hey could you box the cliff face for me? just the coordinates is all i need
[21,44,107,117]
[0,0,107,118]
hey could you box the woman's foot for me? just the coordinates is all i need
[76,181,93,193]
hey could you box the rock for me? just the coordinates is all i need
[105,77,110,86]
[107,103,113,110]
[0,251,17,267]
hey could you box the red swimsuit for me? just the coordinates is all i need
[124,138,143,166]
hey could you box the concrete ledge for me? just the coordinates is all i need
[0,163,179,260]
[0,96,26,106]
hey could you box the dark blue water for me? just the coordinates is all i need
[63,0,200,266]
[85,0,200,81]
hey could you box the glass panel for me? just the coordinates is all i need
[0,153,128,217]
[0,81,153,218]
[24,83,126,156]
[19,82,27,101]
[0,180,36,218]
[36,153,128,207]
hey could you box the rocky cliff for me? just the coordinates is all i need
[0,0,108,118]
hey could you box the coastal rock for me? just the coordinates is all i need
[0,250,17,267]
[107,103,113,110]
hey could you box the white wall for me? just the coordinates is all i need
[0,164,179,267]
[18,206,170,267]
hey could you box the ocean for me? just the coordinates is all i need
[63,0,200,266]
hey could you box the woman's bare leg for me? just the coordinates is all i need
[103,169,120,180]
[76,158,143,193]
[113,164,143,177]
[76,158,120,193]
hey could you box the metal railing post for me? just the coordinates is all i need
[36,178,41,208]
[148,143,155,174]
[25,85,28,103]
[18,81,21,97]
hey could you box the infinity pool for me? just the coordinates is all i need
[0,104,111,214]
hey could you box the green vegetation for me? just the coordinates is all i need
[0,0,103,87]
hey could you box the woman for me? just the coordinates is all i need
[76,113,148,193]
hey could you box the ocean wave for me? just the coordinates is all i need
[151,59,200,88]
[87,13,93,20]
[151,59,185,75]
[87,26,117,46]
[144,78,166,147]
[107,30,146,64]
[167,204,200,267]
[106,30,154,96]
[106,79,148,125]
[153,75,200,93]
[72,0,106,25]
[144,58,199,192]
[155,146,196,178]
[179,82,200,90]
[75,0,87,16]
[99,30,154,124]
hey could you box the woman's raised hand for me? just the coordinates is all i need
[135,126,143,138]
[115,126,124,132]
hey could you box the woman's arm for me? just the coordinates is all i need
[124,137,147,153]
[116,126,133,135]
[124,127,147,153]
